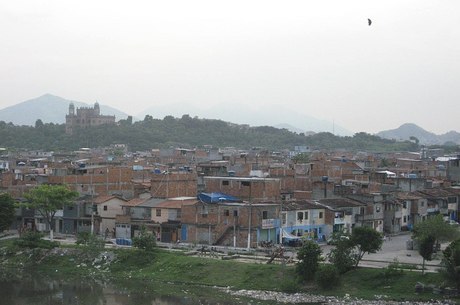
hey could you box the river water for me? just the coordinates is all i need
[0,275,239,305]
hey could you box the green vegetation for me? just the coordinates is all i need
[413,215,460,246]
[23,184,79,239]
[328,239,357,274]
[12,231,58,249]
[0,117,422,151]
[419,235,436,275]
[441,239,460,290]
[132,225,157,252]
[292,152,310,164]
[0,193,15,232]
[323,267,444,302]
[351,226,383,267]
[296,239,323,281]
[315,264,340,289]
[0,237,457,303]
[327,228,383,272]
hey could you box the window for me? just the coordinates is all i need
[403,216,407,223]
[376,206,381,213]
[305,211,309,220]
[224,209,230,216]
[201,205,209,217]
[319,212,323,219]
[262,211,268,219]
[103,205,107,211]
[156,209,161,217]
[282,213,286,225]
[241,181,250,187]
[233,210,238,217]
[297,212,304,221]
[222,180,229,186]
[403,202,407,209]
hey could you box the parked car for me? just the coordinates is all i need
[326,233,350,245]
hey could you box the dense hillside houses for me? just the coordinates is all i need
[1,145,460,248]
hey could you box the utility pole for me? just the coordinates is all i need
[233,213,237,248]
[90,171,94,235]
[247,180,252,249]
[322,176,328,198]
[279,201,283,245]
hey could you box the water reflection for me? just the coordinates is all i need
[0,277,210,305]
[0,275,233,305]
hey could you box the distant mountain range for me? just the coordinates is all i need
[0,94,352,135]
[376,123,460,145]
[137,102,353,136]
[0,94,130,126]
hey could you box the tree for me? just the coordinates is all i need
[0,193,15,232]
[350,226,383,267]
[441,239,460,290]
[327,237,357,274]
[24,184,78,240]
[413,215,459,248]
[296,240,323,281]
[143,115,153,122]
[419,235,435,275]
[133,225,157,252]
[35,119,44,128]
[409,136,420,145]
[292,153,310,164]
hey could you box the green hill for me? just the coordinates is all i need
[0,115,419,152]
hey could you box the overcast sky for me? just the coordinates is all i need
[1,1,459,134]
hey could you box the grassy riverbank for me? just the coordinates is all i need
[0,238,456,304]
[109,250,452,303]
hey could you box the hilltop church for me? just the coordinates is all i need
[65,102,116,134]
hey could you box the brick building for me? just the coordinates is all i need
[150,171,197,198]
[65,102,115,134]
[202,176,281,202]
[181,200,281,247]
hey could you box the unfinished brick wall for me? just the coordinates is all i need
[47,167,134,196]
[203,177,281,202]
[150,172,197,198]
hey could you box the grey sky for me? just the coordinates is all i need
[1,0,459,134]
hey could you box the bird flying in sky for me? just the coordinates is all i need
[368,18,372,26]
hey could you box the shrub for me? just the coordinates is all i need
[315,264,340,289]
[379,261,404,285]
[132,225,156,252]
[296,240,323,281]
[75,231,105,258]
[13,231,58,249]
[76,231,91,245]
[327,241,357,274]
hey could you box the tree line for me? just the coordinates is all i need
[0,116,422,152]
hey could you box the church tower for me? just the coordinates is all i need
[69,102,75,115]
[94,102,100,115]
